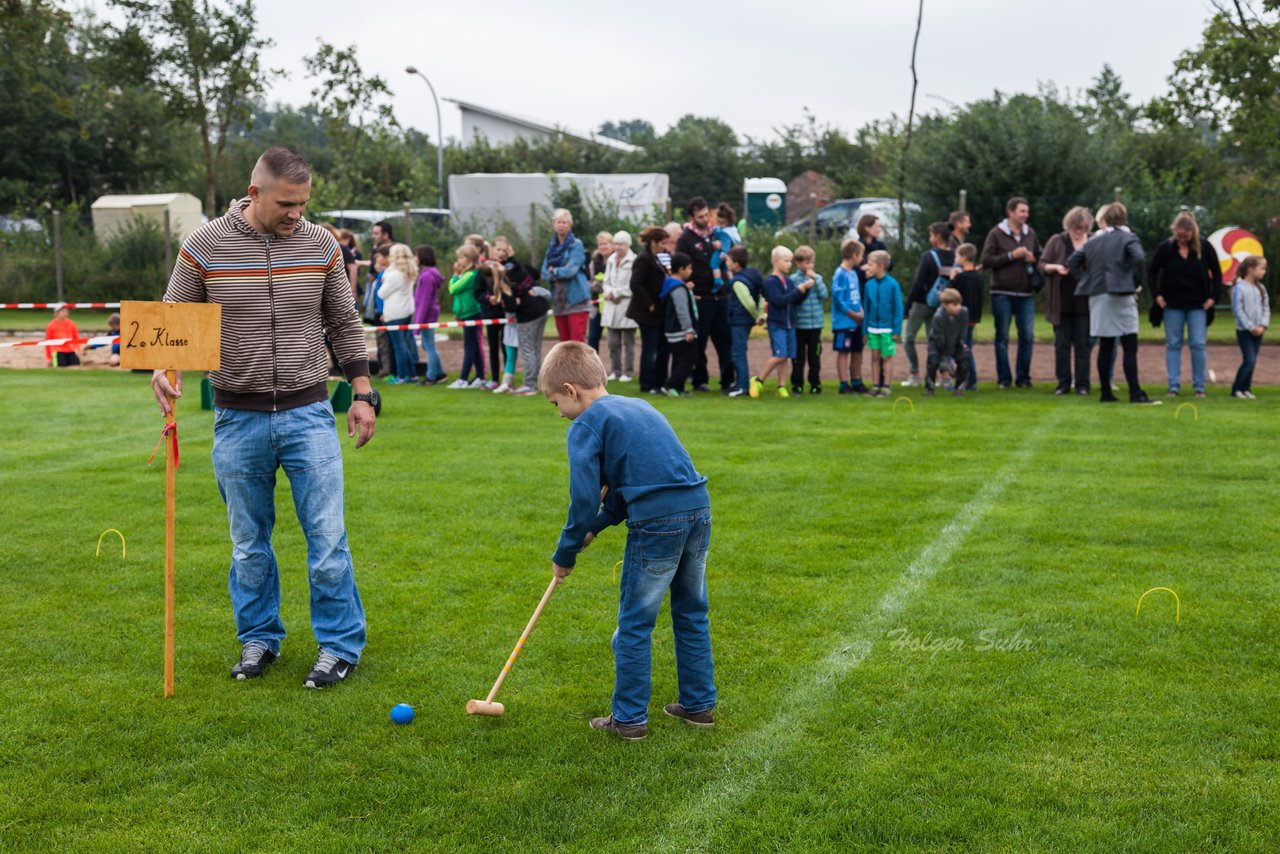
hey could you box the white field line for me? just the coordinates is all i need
[650,418,1055,850]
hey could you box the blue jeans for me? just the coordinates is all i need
[1233,329,1261,393]
[418,328,444,381]
[385,316,417,381]
[1163,307,1207,393]
[730,324,752,391]
[212,401,366,663]
[990,294,1035,386]
[613,508,715,725]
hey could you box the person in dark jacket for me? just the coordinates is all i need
[753,246,814,397]
[676,197,734,392]
[725,246,765,397]
[856,214,892,270]
[981,196,1043,388]
[662,253,698,395]
[923,288,970,395]
[1067,203,1157,405]
[1148,210,1223,398]
[951,243,984,391]
[1038,206,1095,395]
[628,226,670,393]
[902,222,955,387]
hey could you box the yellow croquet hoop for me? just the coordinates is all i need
[1135,587,1180,624]
[612,560,623,584]
[1174,403,1199,422]
[892,396,916,414]
[96,528,126,560]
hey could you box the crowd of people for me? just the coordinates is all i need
[332,196,1270,404]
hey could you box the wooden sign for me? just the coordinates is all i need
[119,300,222,370]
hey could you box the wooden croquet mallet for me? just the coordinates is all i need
[120,300,221,698]
[467,575,561,717]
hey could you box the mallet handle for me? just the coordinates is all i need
[484,575,560,704]
[163,369,176,699]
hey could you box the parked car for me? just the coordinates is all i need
[318,208,451,243]
[778,197,923,248]
[0,215,44,235]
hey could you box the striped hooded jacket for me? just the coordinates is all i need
[164,199,370,411]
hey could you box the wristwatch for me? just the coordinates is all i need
[353,389,381,412]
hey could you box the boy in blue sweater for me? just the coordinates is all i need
[542,341,715,741]
[831,239,867,394]
[751,246,815,397]
[862,249,903,396]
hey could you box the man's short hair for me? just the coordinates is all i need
[538,341,608,395]
[867,249,891,269]
[688,196,708,215]
[253,146,311,187]
[840,239,865,261]
[929,221,950,241]
[1006,196,1028,213]
[948,210,969,228]
[670,251,693,272]
[793,245,815,264]
[727,246,750,267]
[940,287,962,305]
[955,242,978,262]
[375,220,394,241]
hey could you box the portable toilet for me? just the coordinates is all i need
[743,178,787,228]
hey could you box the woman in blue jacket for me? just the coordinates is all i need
[541,208,592,343]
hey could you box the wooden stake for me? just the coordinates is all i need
[164,369,177,698]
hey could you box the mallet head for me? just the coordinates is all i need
[466,699,505,717]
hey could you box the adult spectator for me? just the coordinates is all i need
[361,220,395,376]
[587,231,612,352]
[1039,206,1095,395]
[1148,210,1222,398]
[628,226,669,393]
[322,223,358,300]
[981,197,1042,389]
[602,230,638,381]
[856,214,891,270]
[947,210,971,250]
[152,145,376,688]
[677,196,734,392]
[1067,203,1156,404]
[901,222,954,387]
[541,208,591,342]
[659,222,681,270]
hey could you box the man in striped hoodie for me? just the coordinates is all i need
[151,146,376,690]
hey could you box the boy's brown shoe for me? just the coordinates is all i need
[589,715,648,741]
[663,703,715,728]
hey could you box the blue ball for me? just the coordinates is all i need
[390,703,415,725]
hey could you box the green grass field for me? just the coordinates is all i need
[3,370,1278,850]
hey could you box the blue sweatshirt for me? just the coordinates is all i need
[552,395,710,567]
[763,273,808,330]
[830,264,863,331]
[863,274,903,336]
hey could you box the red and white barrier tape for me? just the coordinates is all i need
[364,317,513,332]
[0,302,120,309]
[0,335,119,349]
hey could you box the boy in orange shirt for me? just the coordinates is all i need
[45,306,82,367]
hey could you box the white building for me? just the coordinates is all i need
[446,99,638,154]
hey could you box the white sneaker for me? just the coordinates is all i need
[468,378,487,389]
[494,383,512,394]
[618,374,632,383]
[607,372,619,382]
[1244,391,1257,399]
[512,385,537,396]
[448,379,470,389]
[901,375,921,387]
[1232,390,1249,399]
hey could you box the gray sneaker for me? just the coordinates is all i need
[663,703,715,727]
[589,715,648,740]
[231,642,277,680]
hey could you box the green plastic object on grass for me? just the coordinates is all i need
[200,377,213,410]
[331,380,352,413]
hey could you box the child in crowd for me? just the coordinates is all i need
[924,288,970,396]
[503,258,552,396]
[752,246,815,398]
[658,222,682,271]
[789,245,829,394]
[44,305,81,367]
[726,246,764,398]
[379,242,420,385]
[901,222,955,387]
[541,340,715,741]
[448,244,487,388]
[710,203,742,292]
[365,245,394,377]
[414,245,447,385]
[831,239,866,394]
[950,243,984,390]
[483,260,522,393]
[1231,255,1269,399]
[107,312,121,367]
[862,249,902,396]
[661,253,698,395]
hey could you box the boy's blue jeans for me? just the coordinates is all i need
[613,508,715,725]
[730,324,752,391]
[212,401,366,664]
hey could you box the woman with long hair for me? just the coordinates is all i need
[1039,206,1095,395]
[379,243,420,384]
[627,226,670,393]
[1230,255,1269,398]
[1148,210,1223,398]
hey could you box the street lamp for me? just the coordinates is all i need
[405,66,445,210]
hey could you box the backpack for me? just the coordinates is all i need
[925,250,949,308]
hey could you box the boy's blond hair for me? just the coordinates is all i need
[867,249,891,269]
[940,287,962,305]
[770,245,793,267]
[955,242,977,264]
[840,239,865,261]
[793,245,815,264]
[538,341,608,395]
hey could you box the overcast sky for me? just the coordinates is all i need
[84,0,1215,143]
